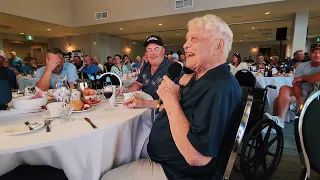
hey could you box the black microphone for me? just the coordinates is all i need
[156,62,182,113]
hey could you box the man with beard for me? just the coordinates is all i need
[36,48,78,91]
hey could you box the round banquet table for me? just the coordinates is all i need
[17,77,36,90]
[255,76,295,122]
[0,101,153,180]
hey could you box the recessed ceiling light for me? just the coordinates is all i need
[47,29,51,31]
[265,12,270,15]
[176,34,179,36]
[20,32,24,35]
[268,38,271,40]
[146,35,149,38]
[245,35,247,37]
[252,27,255,30]
[171,44,173,45]
[240,40,243,42]
[120,28,123,31]
[159,24,163,26]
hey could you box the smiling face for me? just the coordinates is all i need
[146,43,165,66]
[114,55,121,65]
[183,25,223,72]
[311,49,320,63]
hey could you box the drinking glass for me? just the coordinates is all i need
[102,83,113,111]
[60,99,74,123]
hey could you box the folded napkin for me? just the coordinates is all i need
[0,108,44,117]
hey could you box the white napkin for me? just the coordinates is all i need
[0,108,43,117]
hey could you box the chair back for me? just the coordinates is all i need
[296,90,320,178]
[222,89,253,179]
[98,72,122,89]
[235,69,256,88]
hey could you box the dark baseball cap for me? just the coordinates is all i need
[143,35,164,47]
[311,43,320,52]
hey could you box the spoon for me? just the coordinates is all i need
[24,122,34,131]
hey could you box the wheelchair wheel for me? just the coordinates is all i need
[240,118,284,180]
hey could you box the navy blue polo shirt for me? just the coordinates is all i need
[137,57,182,100]
[147,63,242,180]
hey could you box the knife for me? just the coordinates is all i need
[84,118,97,129]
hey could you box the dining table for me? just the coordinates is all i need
[0,99,153,180]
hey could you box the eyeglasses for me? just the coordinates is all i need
[146,47,161,53]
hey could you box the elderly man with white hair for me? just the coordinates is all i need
[101,14,242,180]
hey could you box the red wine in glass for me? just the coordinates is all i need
[103,91,113,99]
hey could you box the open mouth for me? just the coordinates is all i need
[186,52,195,58]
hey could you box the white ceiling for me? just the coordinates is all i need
[0,0,319,45]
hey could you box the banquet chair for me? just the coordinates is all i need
[222,88,253,180]
[235,69,256,88]
[294,89,320,180]
[0,165,68,180]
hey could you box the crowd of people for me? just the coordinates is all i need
[0,12,320,180]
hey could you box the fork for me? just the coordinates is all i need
[44,120,51,132]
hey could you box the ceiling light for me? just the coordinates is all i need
[120,28,123,31]
[265,12,270,15]
[47,29,51,31]
[240,40,243,42]
[159,24,163,26]
[245,35,247,37]
[176,34,179,36]
[268,38,271,40]
[252,27,255,30]
[20,33,24,35]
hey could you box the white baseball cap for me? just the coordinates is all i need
[0,50,6,59]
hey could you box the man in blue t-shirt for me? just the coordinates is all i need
[81,55,101,75]
[102,14,242,180]
[36,48,78,91]
[265,44,320,128]
[8,51,23,71]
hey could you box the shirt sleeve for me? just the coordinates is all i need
[187,85,239,157]
[294,63,305,78]
[35,67,45,83]
[136,65,145,84]
[67,64,79,83]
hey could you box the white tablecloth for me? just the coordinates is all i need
[256,76,295,122]
[17,77,36,90]
[0,101,153,180]
[121,78,137,87]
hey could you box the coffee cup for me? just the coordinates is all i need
[47,102,65,117]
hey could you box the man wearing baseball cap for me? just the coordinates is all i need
[265,43,320,128]
[0,50,17,110]
[123,35,183,109]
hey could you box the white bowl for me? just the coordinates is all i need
[12,95,48,111]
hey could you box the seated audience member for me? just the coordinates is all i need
[132,56,143,69]
[102,14,242,180]
[265,44,320,128]
[171,53,184,67]
[287,50,305,68]
[22,58,37,73]
[104,56,114,72]
[123,55,132,72]
[81,55,101,75]
[228,53,248,74]
[179,54,186,64]
[36,48,78,91]
[73,56,83,71]
[8,51,23,71]
[0,50,18,89]
[0,50,15,110]
[93,57,104,72]
[246,56,254,63]
[123,35,184,109]
[255,54,266,69]
[110,54,130,77]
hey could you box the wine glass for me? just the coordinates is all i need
[102,83,113,111]
[60,99,74,123]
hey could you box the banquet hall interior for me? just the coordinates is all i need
[1,0,320,179]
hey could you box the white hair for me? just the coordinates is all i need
[188,14,233,58]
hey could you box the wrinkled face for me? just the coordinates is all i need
[256,56,264,64]
[74,56,81,64]
[295,51,305,61]
[146,43,165,66]
[114,56,121,64]
[84,56,92,65]
[183,25,221,71]
[311,49,320,63]
[47,53,64,73]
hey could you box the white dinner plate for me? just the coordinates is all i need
[73,106,95,113]
[4,120,45,135]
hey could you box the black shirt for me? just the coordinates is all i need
[75,61,84,70]
[104,62,114,72]
[148,63,242,180]
[0,67,15,110]
[137,57,182,100]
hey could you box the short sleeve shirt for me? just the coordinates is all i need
[294,61,320,96]
[137,57,182,100]
[36,62,78,88]
[147,63,243,179]
[110,65,130,77]
[82,64,101,75]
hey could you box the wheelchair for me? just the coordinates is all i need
[233,69,284,180]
